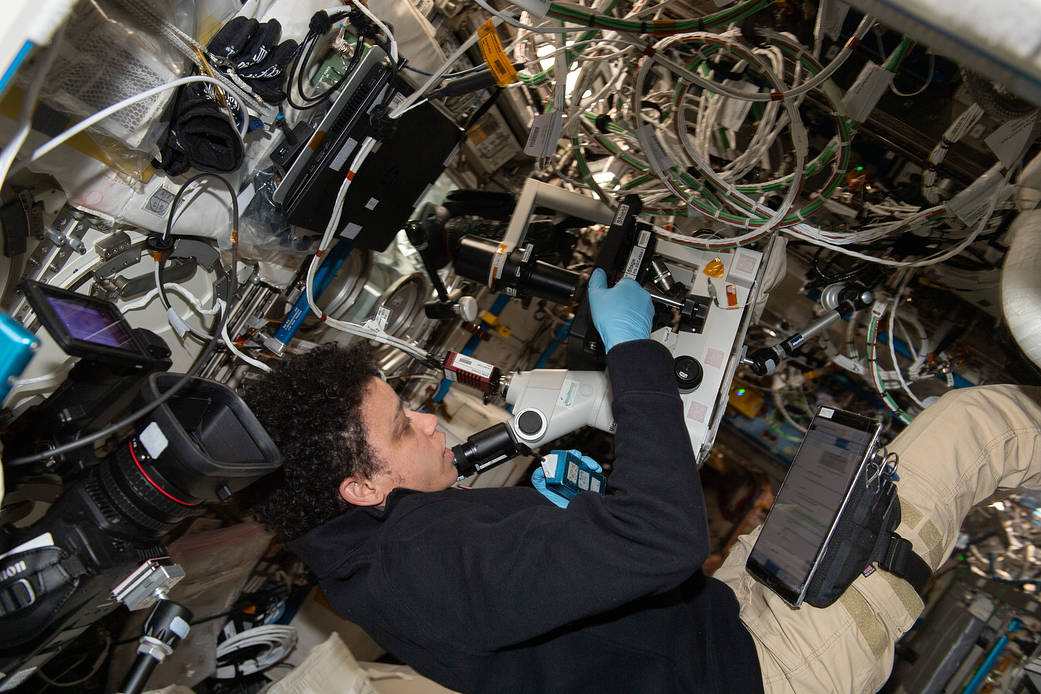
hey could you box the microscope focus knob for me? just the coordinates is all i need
[673,355,703,393]
[514,409,547,441]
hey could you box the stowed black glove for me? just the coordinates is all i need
[208,17,299,104]
[152,81,244,176]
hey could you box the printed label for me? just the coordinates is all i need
[719,83,754,132]
[842,63,894,123]
[624,245,646,280]
[558,380,579,409]
[566,461,580,484]
[375,306,391,331]
[612,203,630,226]
[477,20,518,86]
[330,137,359,171]
[488,243,508,285]
[140,421,169,459]
[451,354,495,379]
[144,187,175,216]
[985,112,1037,168]
[523,112,563,158]
[541,453,560,480]
[341,222,363,239]
[819,0,850,40]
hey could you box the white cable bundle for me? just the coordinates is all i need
[214,624,297,679]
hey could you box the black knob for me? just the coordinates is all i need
[517,410,544,436]
[673,356,703,393]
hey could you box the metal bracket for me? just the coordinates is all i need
[112,560,185,612]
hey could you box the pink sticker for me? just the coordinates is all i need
[736,252,756,274]
[704,348,724,369]
[687,400,708,422]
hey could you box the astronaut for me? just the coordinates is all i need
[241,270,1041,693]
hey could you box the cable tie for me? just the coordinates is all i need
[770,92,783,101]
[653,20,676,36]
[586,13,596,27]
[316,249,325,257]
[642,45,656,58]
[320,312,327,322]
[846,37,860,50]
[346,170,356,180]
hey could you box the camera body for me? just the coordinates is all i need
[0,282,281,687]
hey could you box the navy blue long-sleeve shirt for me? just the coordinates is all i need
[289,340,763,693]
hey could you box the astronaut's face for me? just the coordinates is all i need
[339,378,456,506]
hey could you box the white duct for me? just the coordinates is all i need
[1001,152,1041,369]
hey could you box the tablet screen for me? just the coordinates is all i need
[747,409,878,604]
[44,294,137,352]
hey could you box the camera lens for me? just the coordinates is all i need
[453,236,581,305]
[91,438,202,539]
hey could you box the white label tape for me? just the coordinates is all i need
[140,421,169,459]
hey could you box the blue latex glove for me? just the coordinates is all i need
[531,450,602,509]
[586,268,653,352]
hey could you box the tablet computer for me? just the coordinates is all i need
[21,279,154,366]
[746,406,881,607]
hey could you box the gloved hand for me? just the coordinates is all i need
[531,450,602,509]
[586,268,653,352]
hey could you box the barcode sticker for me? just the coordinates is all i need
[451,354,495,379]
[524,112,563,157]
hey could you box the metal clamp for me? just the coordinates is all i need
[112,560,185,611]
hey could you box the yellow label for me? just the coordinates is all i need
[703,258,726,278]
[480,312,500,326]
[477,19,518,87]
[494,324,512,338]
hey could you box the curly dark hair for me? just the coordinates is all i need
[239,342,383,540]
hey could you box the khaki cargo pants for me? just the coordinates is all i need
[714,385,1041,693]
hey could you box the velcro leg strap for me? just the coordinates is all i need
[878,533,932,596]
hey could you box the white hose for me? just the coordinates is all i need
[1001,209,1041,369]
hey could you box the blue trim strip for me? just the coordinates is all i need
[0,41,33,101]
[273,241,354,346]
[534,321,571,370]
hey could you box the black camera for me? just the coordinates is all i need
[0,281,281,689]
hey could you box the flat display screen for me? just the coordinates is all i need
[748,412,877,601]
[44,294,137,352]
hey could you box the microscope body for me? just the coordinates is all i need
[500,240,764,465]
